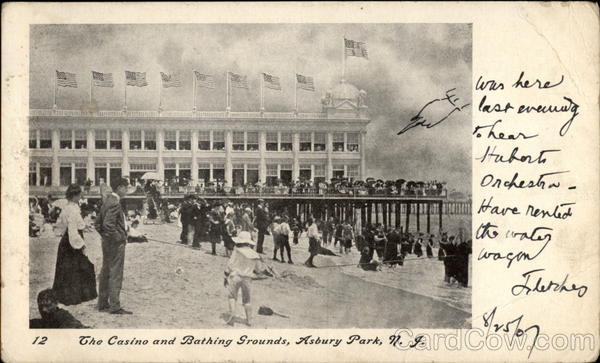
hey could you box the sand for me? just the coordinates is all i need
[29,220,470,329]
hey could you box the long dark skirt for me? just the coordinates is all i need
[52,230,97,306]
[308,237,320,255]
[383,241,398,265]
[223,233,235,251]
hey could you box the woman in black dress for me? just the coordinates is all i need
[52,184,97,306]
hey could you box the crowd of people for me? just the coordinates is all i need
[69,176,447,198]
[29,177,469,328]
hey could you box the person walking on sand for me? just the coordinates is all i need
[95,178,132,315]
[278,216,293,264]
[224,231,263,326]
[304,218,321,268]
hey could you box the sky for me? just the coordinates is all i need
[30,23,472,194]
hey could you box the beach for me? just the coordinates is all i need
[30,219,471,329]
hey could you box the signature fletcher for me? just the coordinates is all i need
[398,88,470,135]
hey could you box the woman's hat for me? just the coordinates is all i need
[232,231,256,246]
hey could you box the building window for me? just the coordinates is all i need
[247,164,259,185]
[212,131,225,151]
[179,163,191,184]
[144,130,156,150]
[109,162,122,187]
[347,133,360,152]
[29,130,37,149]
[29,163,37,185]
[299,132,312,152]
[74,130,87,149]
[333,165,345,179]
[266,164,278,186]
[280,132,293,151]
[75,162,87,185]
[130,130,142,150]
[314,164,326,185]
[179,131,191,150]
[347,165,359,179]
[299,164,311,181]
[314,132,326,151]
[95,130,107,149]
[198,131,210,150]
[333,133,345,152]
[109,130,122,150]
[246,132,259,151]
[164,131,177,150]
[60,130,72,149]
[232,163,245,186]
[266,132,278,151]
[95,162,107,186]
[40,130,52,149]
[280,164,293,185]
[198,163,210,183]
[212,163,225,181]
[60,162,72,186]
[164,163,177,184]
[232,131,245,151]
[40,162,52,186]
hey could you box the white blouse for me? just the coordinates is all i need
[307,223,320,239]
[55,202,86,249]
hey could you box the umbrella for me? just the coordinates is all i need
[52,198,68,210]
[140,172,160,180]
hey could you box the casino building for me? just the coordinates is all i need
[29,80,370,193]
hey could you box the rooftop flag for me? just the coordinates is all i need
[344,38,368,59]
[229,72,249,89]
[92,71,114,87]
[160,72,182,88]
[194,71,216,89]
[263,73,281,90]
[125,71,148,87]
[296,74,315,91]
[56,71,78,88]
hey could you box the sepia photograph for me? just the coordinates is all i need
[27,23,473,329]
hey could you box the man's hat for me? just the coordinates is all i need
[257,198,265,204]
[232,231,256,246]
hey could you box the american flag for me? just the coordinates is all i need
[56,71,78,87]
[296,74,315,91]
[229,72,249,89]
[160,72,182,88]
[194,71,216,89]
[263,73,281,90]
[92,71,114,87]
[125,71,148,87]
[344,38,368,59]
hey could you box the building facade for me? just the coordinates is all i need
[29,81,370,192]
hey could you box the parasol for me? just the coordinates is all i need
[140,172,160,180]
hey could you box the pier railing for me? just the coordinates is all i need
[30,185,447,199]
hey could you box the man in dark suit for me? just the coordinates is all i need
[254,199,269,254]
[95,178,132,315]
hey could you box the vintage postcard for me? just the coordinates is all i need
[1,2,598,362]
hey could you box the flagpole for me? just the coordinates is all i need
[89,72,93,104]
[226,72,230,111]
[53,71,57,109]
[294,73,298,113]
[124,73,127,111]
[192,70,196,111]
[342,37,346,82]
[260,73,264,112]
[159,74,162,109]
